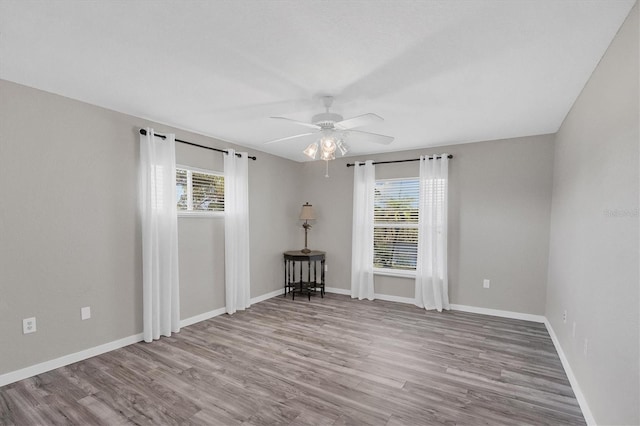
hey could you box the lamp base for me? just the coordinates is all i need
[302,221,312,254]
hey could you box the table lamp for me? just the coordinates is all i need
[299,202,316,253]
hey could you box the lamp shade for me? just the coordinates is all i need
[299,202,316,220]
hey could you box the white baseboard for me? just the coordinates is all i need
[180,307,227,328]
[250,288,284,305]
[325,286,350,295]
[181,288,284,327]
[450,304,545,323]
[375,293,416,305]
[326,287,415,305]
[0,288,285,389]
[326,287,544,323]
[0,333,143,388]
[544,319,595,425]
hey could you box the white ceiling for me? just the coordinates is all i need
[0,0,635,162]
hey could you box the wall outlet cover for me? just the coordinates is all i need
[483,279,490,288]
[81,306,91,320]
[22,317,36,334]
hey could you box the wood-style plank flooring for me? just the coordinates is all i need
[0,294,585,425]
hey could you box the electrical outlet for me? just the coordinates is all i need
[324,264,328,272]
[583,338,589,356]
[23,317,36,334]
[483,279,490,289]
[562,310,567,323]
[81,306,91,320]
[572,321,576,338]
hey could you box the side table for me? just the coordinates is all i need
[283,250,325,301]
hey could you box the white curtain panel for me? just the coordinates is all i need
[415,154,450,312]
[224,149,251,314]
[351,160,376,300]
[139,128,180,342]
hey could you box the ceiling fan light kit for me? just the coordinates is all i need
[266,95,394,172]
[304,129,349,162]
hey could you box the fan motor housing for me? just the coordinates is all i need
[312,112,343,128]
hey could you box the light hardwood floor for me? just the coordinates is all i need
[0,294,585,425]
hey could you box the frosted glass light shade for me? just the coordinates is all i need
[320,149,335,161]
[304,142,318,159]
[321,136,337,153]
[337,139,349,156]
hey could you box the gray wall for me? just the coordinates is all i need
[546,4,639,425]
[0,79,300,375]
[175,142,226,319]
[175,130,302,318]
[301,134,555,315]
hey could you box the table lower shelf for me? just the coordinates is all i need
[285,281,325,301]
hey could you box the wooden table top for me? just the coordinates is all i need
[284,250,326,257]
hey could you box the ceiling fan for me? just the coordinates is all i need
[264,96,394,161]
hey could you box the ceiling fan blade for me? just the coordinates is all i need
[270,116,321,130]
[264,132,317,145]
[334,113,384,130]
[347,130,394,145]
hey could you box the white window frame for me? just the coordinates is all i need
[176,164,224,218]
[373,177,419,278]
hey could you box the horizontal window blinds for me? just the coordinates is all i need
[192,171,224,211]
[176,168,224,212]
[374,179,419,271]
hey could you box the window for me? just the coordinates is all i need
[374,178,419,273]
[373,177,447,275]
[176,166,224,216]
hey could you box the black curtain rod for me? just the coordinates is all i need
[139,129,257,161]
[346,154,453,167]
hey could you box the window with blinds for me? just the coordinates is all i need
[373,177,446,273]
[176,166,224,215]
[374,178,419,271]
